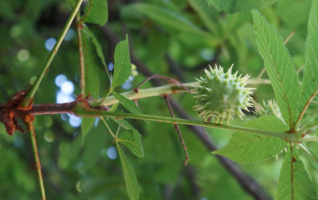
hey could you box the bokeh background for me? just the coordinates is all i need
[0,0,317,199]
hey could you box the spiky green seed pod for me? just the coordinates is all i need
[193,64,254,124]
[253,99,284,122]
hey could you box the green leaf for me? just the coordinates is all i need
[276,0,311,29]
[252,10,300,129]
[81,28,100,140]
[188,0,218,35]
[81,118,95,143]
[133,3,203,34]
[302,145,318,171]
[275,147,316,200]
[110,117,133,130]
[300,0,318,122]
[207,0,280,14]
[81,29,100,99]
[111,35,131,91]
[82,129,107,169]
[118,129,144,158]
[116,143,139,200]
[213,116,288,164]
[83,26,109,80]
[112,92,142,115]
[81,0,108,26]
[109,102,120,112]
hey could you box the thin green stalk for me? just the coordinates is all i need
[100,117,115,138]
[20,0,83,108]
[75,11,85,92]
[297,121,318,137]
[248,78,271,85]
[296,143,318,163]
[115,126,121,138]
[256,67,266,80]
[26,122,46,199]
[296,63,305,74]
[294,88,318,129]
[73,105,297,142]
[298,135,318,142]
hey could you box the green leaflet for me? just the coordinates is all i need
[111,35,132,91]
[81,117,95,143]
[110,117,133,130]
[83,26,109,80]
[116,143,139,200]
[81,28,100,140]
[299,0,318,124]
[109,102,120,112]
[213,116,288,164]
[252,10,300,129]
[275,147,316,200]
[81,0,108,26]
[82,129,107,170]
[207,0,279,14]
[133,3,203,34]
[118,129,144,158]
[112,92,142,115]
[303,145,318,171]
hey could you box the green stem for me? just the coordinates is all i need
[296,143,318,163]
[100,117,115,138]
[75,11,85,93]
[294,88,318,129]
[248,78,271,85]
[256,68,266,80]
[115,126,121,138]
[26,123,46,199]
[298,135,318,142]
[73,104,297,142]
[297,121,318,138]
[20,0,83,108]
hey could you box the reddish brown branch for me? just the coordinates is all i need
[134,75,192,94]
[164,95,189,166]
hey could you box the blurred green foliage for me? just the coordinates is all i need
[0,0,317,199]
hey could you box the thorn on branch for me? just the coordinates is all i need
[134,74,192,94]
[164,95,189,166]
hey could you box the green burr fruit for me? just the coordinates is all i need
[193,64,254,124]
